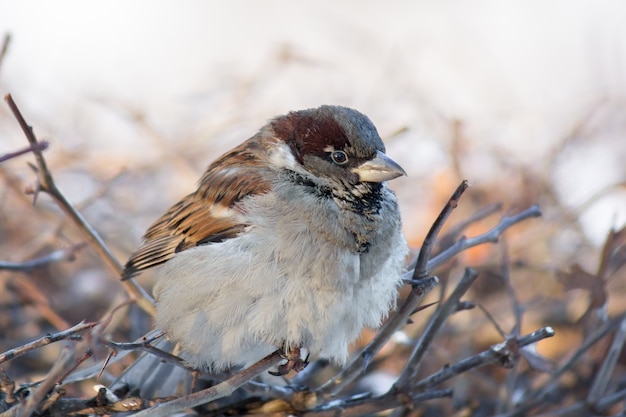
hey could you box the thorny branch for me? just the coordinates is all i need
[0,321,96,365]
[1,324,104,417]
[104,333,187,371]
[3,94,155,316]
[413,326,555,391]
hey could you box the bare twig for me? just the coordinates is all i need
[0,321,96,365]
[474,303,508,339]
[499,238,523,335]
[131,350,284,417]
[498,237,524,414]
[395,268,480,388]
[499,314,625,417]
[414,180,470,279]
[430,202,503,254]
[414,326,555,391]
[58,305,150,385]
[586,314,626,403]
[0,243,85,271]
[0,141,49,164]
[298,389,453,417]
[427,204,542,271]
[532,387,626,417]
[3,93,154,316]
[3,324,104,417]
[104,333,188,370]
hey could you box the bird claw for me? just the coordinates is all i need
[268,346,309,376]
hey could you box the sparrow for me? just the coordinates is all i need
[122,105,408,373]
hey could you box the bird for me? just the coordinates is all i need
[122,105,408,374]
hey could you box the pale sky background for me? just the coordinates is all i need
[1,0,625,247]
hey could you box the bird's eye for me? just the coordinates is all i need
[330,150,348,165]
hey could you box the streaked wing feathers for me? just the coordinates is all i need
[122,137,277,280]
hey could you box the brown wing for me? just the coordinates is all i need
[121,137,276,280]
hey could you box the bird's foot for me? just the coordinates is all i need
[269,346,309,376]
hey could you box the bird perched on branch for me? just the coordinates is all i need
[122,105,407,374]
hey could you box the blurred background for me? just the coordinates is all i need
[1,1,625,415]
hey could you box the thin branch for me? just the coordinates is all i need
[428,202,503,257]
[3,323,105,417]
[0,243,85,271]
[414,180,469,279]
[497,314,625,417]
[587,314,626,403]
[0,321,96,365]
[0,141,49,164]
[3,93,154,316]
[427,204,542,271]
[499,237,523,336]
[532,387,626,417]
[394,268,480,388]
[497,237,524,414]
[474,303,508,339]
[104,334,188,371]
[299,389,453,417]
[131,350,284,417]
[413,326,555,391]
[58,305,151,385]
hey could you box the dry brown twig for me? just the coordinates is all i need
[0,321,96,365]
[3,93,154,316]
[1,325,102,417]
